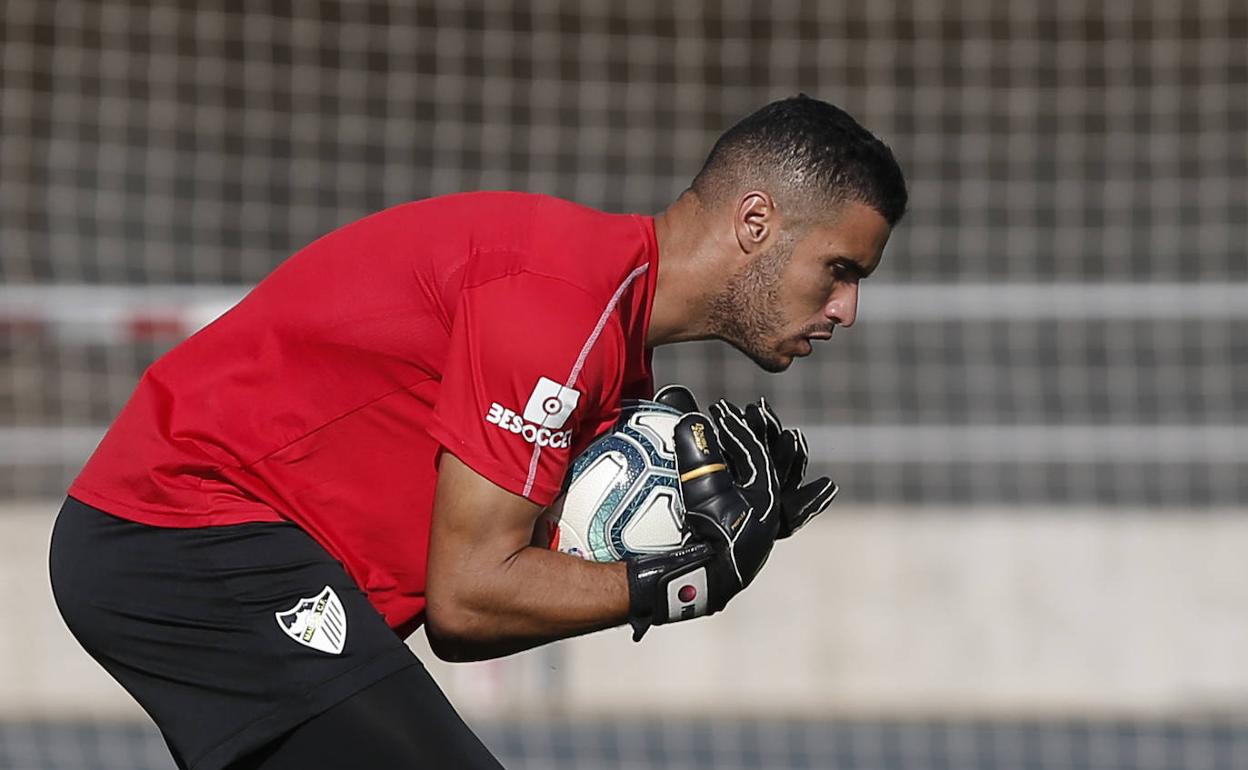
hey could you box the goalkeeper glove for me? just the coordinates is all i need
[748,397,839,538]
[625,387,782,640]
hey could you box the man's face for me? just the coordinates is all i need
[708,201,892,373]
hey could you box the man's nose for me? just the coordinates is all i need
[826,281,859,328]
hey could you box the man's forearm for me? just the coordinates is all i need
[424,546,629,661]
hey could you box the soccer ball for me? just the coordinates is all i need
[534,400,687,562]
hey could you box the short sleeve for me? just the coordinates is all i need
[428,271,625,505]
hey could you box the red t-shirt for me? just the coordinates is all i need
[69,192,658,637]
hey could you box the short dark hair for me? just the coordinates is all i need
[691,94,908,226]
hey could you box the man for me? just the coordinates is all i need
[49,95,906,770]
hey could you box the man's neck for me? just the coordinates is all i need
[649,192,723,347]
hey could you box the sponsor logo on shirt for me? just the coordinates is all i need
[486,378,581,449]
[522,377,581,428]
[485,402,574,448]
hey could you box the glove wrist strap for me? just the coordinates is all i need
[625,543,714,642]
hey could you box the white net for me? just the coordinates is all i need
[5,0,1245,503]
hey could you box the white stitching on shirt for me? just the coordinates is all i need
[521,263,650,498]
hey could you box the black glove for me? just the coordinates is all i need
[653,383,699,414]
[748,397,838,539]
[625,387,782,640]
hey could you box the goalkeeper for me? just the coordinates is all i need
[49,95,906,770]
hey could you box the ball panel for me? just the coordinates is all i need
[619,485,684,553]
[557,450,630,537]
[622,410,680,459]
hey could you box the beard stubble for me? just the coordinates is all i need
[705,234,797,373]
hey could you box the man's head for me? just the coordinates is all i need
[690,95,907,372]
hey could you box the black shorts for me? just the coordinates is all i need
[49,497,500,770]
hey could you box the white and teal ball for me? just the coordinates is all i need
[535,400,688,562]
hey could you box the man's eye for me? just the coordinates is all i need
[831,262,862,283]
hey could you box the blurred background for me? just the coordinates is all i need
[2,1,1246,768]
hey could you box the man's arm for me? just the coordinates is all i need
[424,450,630,662]
[424,393,803,659]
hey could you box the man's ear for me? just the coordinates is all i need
[733,191,775,256]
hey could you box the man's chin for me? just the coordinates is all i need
[745,348,793,373]
[755,356,792,373]
[720,337,793,373]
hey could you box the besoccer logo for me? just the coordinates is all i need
[275,586,347,655]
[485,376,581,448]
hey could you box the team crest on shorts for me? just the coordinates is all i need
[275,586,347,655]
